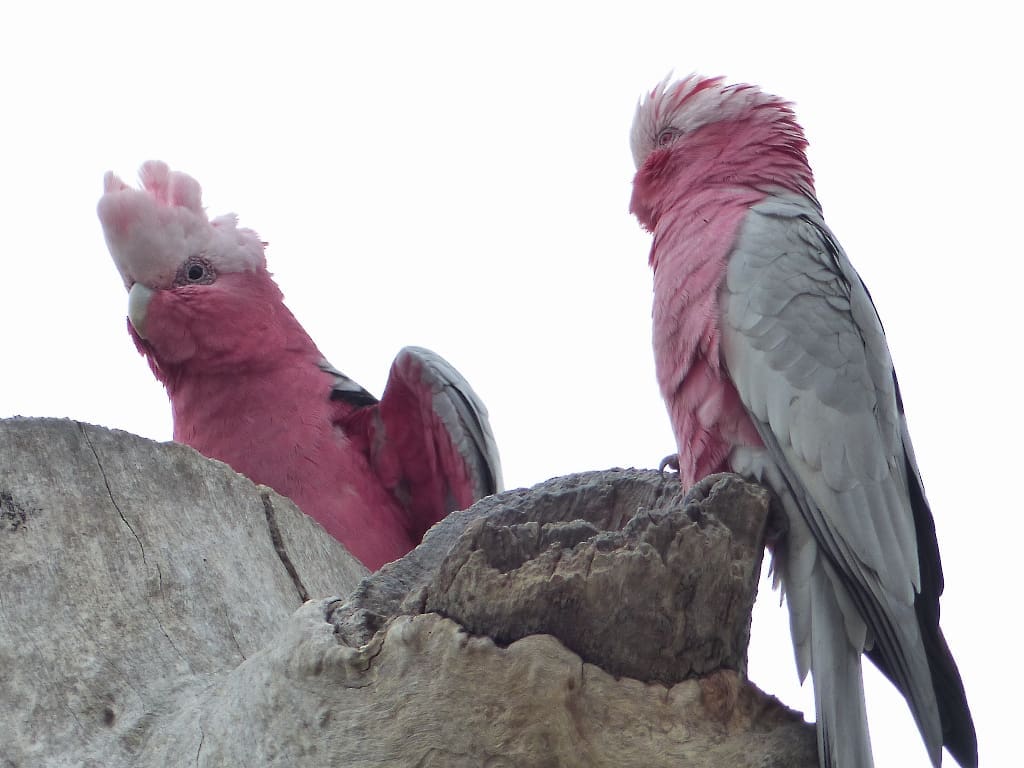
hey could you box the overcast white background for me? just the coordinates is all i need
[1,2,1017,765]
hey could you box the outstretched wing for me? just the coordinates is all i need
[720,192,974,766]
[337,346,502,543]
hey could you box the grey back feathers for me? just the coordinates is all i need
[720,192,973,767]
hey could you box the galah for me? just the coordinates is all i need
[97,161,502,571]
[629,76,976,768]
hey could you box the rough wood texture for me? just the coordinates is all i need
[1,417,816,767]
[0,417,367,767]
[145,605,815,767]
[334,469,774,683]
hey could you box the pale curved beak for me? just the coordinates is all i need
[128,282,154,339]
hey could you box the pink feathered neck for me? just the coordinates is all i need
[631,98,814,485]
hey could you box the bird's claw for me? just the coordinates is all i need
[658,454,680,475]
[682,472,733,507]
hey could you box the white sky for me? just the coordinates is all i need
[2,2,1018,765]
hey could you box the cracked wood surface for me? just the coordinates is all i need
[0,417,366,767]
[147,603,815,767]
[1,418,815,767]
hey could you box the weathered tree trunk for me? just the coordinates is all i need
[0,417,816,767]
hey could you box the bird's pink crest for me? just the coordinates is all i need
[630,74,798,170]
[138,159,204,213]
[97,160,266,290]
[629,74,813,232]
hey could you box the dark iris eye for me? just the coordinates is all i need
[178,257,214,287]
[657,128,680,147]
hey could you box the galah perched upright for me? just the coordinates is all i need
[629,76,976,768]
[98,161,502,571]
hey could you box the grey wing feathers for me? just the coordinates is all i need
[721,193,944,760]
[724,195,920,583]
[398,346,504,497]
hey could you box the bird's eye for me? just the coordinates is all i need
[657,128,680,148]
[176,256,215,286]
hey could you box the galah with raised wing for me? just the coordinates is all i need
[629,76,976,768]
[98,161,502,570]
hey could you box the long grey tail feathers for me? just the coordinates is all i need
[810,571,875,768]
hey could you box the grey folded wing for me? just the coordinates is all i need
[719,191,942,750]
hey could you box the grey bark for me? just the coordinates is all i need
[0,417,366,767]
[0,417,816,767]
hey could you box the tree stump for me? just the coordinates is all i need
[0,417,816,767]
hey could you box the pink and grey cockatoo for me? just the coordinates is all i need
[629,76,976,768]
[97,161,502,571]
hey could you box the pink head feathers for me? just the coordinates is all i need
[629,75,814,231]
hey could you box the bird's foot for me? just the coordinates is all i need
[658,454,680,475]
[682,472,733,507]
[679,473,735,525]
